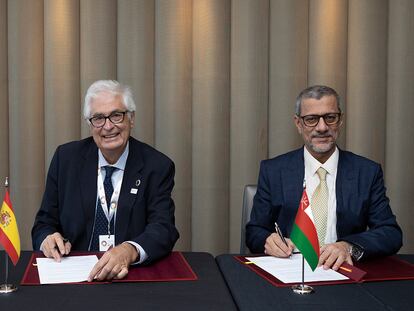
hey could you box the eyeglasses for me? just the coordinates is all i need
[299,113,341,127]
[89,111,128,128]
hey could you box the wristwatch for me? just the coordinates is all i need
[349,243,364,261]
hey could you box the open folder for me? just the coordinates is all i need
[236,255,414,287]
[21,251,198,285]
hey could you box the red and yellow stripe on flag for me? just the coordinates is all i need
[0,189,20,265]
[290,188,320,271]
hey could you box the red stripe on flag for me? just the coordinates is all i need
[294,207,319,256]
[0,229,19,265]
[4,190,12,210]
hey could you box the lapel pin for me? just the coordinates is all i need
[135,179,141,187]
[130,188,138,194]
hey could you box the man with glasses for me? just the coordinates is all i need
[246,85,402,270]
[32,80,179,281]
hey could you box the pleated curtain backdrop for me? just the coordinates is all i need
[0,0,413,255]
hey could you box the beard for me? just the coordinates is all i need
[307,133,336,154]
[309,141,336,154]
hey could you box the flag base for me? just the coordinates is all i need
[0,284,18,293]
[291,284,314,295]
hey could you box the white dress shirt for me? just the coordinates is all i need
[304,146,339,245]
[97,142,148,264]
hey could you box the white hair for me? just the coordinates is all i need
[83,80,136,119]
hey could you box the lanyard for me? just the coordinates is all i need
[97,167,123,235]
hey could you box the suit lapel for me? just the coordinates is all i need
[116,138,144,242]
[79,140,99,246]
[336,150,358,238]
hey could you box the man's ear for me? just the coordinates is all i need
[294,115,302,134]
[339,113,344,127]
[129,112,135,128]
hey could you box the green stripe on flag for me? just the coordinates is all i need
[290,223,319,271]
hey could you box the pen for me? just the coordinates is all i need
[339,266,352,273]
[55,238,69,255]
[274,222,288,248]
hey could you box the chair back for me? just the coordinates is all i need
[240,184,257,254]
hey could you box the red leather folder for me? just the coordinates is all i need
[236,255,414,287]
[336,262,366,281]
[21,251,197,285]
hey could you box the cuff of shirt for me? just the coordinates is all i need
[40,240,45,252]
[125,241,148,264]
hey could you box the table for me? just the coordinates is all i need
[216,254,414,311]
[0,251,237,311]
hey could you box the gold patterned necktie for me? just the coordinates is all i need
[311,167,328,246]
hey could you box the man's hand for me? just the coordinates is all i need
[41,232,72,262]
[264,233,295,257]
[88,243,139,282]
[319,241,353,270]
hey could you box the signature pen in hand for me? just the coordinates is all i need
[274,222,291,257]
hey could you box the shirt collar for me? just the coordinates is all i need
[98,142,129,171]
[304,145,339,176]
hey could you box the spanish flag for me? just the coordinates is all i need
[0,189,20,265]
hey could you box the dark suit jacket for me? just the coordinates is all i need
[246,147,402,260]
[32,137,179,263]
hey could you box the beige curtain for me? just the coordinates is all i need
[1,0,413,255]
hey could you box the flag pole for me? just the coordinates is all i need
[291,254,315,294]
[291,179,314,294]
[0,177,18,293]
[302,254,304,285]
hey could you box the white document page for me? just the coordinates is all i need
[36,255,99,284]
[245,254,348,284]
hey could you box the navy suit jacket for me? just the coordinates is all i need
[32,137,179,263]
[246,147,402,259]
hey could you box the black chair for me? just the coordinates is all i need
[240,185,257,254]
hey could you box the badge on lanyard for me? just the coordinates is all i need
[97,167,123,236]
[99,235,115,251]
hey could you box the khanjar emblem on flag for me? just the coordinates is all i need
[290,187,320,271]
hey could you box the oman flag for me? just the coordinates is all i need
[0,189,20,265]
[290,188,320,271]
